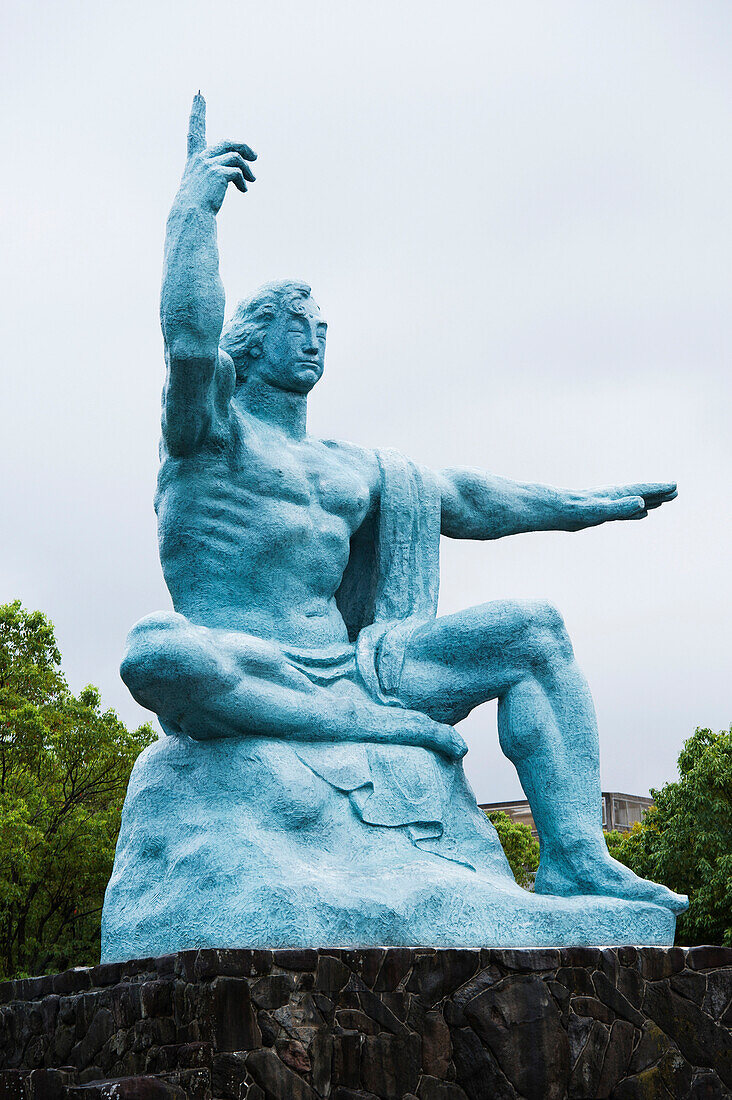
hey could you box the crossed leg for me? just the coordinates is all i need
[397,599,687,913]
[121,604,686,912]
[120,612,466,757]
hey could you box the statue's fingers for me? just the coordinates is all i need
[211,152,256,182]
[187,92,207,156]
[221,167,248,193]
[451,731,468,759]
[209,140,257,161]
[615,496,647,519]
[595,481,676,501]
[644,492,676,510]
[591,496,646,522]
[592,485,625,499]
[624,481,677,501]
[642,487,678,505]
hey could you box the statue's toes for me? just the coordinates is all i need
[655,885,689,915]
[633,873,688,914]
[609,857,689,914]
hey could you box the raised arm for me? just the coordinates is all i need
[437,468,677,540]
[160,94,256,455]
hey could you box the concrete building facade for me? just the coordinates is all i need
[479,792,654,839]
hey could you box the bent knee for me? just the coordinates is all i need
[121,611,187,680]
[120,614,297,715]
[522,599,567,637]
[513,599,573,674]
[120,611,225,710]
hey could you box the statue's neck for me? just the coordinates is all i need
[236,378,308,441]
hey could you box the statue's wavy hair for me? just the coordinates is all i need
[220,280,312,383]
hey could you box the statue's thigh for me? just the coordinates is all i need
[398,600,539,723]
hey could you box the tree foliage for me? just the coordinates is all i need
[605,726,732,946]
[487,810,540,888]
[0,601,154,978]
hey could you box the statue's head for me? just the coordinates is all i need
[220,281,326,394]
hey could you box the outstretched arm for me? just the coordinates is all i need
[161,94,256,455]
[437,468,677,540]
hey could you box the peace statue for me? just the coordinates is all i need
[102,96,686,960]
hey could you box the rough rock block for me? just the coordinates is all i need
[0,947,729,1098]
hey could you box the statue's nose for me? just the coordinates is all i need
[303,321,321,354]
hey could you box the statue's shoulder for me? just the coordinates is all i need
[321,438,380,491]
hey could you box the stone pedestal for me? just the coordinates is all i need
[102,737,680,959]
[1,947,730,1099]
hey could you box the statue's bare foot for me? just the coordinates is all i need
[534,842,688,915]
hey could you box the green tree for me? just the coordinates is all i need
[604,826,631,863]
[605,726,732,946]
[0,600,154,978]
[487,810,540,888]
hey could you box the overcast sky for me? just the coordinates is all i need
[1,1,730,803]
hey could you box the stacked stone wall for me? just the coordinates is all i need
[0,946,730,1098]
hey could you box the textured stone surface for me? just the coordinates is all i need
[105,93,685,964]
[1,947,730,1098]
[103,727,680,958]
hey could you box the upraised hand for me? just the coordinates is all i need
[178,93,257,215]
[564,482,678,531]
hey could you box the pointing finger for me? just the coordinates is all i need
[187,92,207,157]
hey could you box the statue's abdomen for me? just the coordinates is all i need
[155,458,353,640]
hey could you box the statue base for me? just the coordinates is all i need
[102,737,677,961]
[1,947,730,1098]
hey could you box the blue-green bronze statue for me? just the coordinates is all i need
[101,96,686,960]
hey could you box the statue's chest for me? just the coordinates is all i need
[234,437,370,526]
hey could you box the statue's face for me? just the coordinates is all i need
[256,296,327,394]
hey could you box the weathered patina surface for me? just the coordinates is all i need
[102,95,685,956]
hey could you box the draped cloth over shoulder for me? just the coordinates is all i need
[336,447,441,656]
[293,449,469,863]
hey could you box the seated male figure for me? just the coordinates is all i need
[122,95,685,916]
